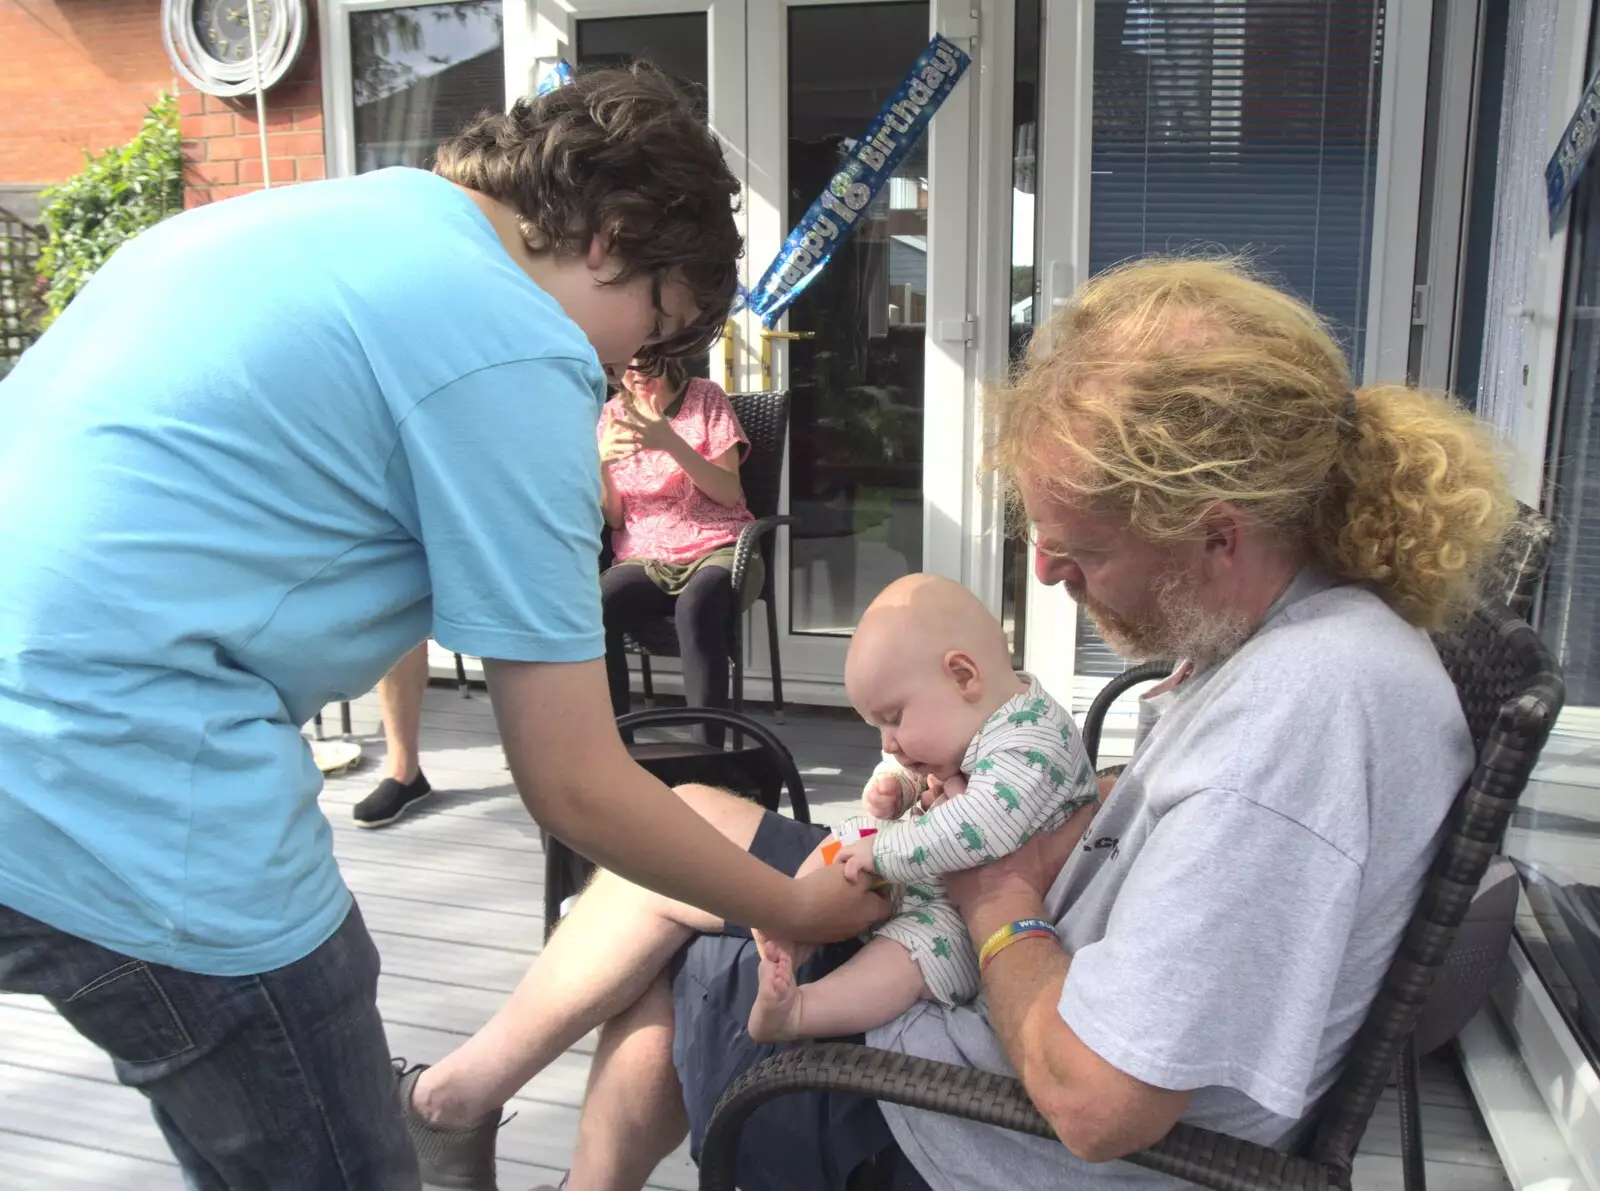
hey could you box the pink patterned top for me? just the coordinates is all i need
[600,378,755,565]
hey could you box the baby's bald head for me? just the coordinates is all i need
[845,573,1015,709]
[846,574,1022,776]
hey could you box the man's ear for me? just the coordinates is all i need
[1199,502,1246,566]
[585,234,609,271]
[944,650,984,701]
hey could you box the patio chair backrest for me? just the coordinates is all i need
[1495,500,1555,621]
[728,390,788,524]
[1306,600,1564,1181]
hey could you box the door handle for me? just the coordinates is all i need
[722,319,737,392]
[759,329,816,389]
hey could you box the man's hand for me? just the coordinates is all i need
[782,863,890,943]
[944,804,1094,923]
[837,837,878,883]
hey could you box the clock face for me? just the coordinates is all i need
[192,0,277,65]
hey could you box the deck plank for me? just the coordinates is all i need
[0,691,1511,1188]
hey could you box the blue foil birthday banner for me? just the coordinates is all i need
[536,60,574,96]
[747,34,971,327]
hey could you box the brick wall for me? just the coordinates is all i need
[0,0,174,184]
[0,0,328,207]
[179,15,326,207]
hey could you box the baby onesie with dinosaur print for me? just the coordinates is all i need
[839,675,1097,1006]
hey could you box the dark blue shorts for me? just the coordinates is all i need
[670,810,933,1191]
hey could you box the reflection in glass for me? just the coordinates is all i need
[1075,0,1387,681]
[351,0,505,174]
[576,14,709,118]
[785,2,930,637]
[1511,141,1600,1067]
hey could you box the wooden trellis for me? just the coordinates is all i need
[0,208,43,374]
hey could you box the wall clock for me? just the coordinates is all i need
[163,0,308,97]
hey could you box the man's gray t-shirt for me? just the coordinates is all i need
[868,571,1473,1190]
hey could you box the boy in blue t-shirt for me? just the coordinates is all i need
[0,64,883,1187]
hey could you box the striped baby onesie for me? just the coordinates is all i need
[839,675,1097,1005]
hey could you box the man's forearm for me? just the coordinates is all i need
[965,892,1190,1161]
[541,753,797,928]
[963,891,1076,1102]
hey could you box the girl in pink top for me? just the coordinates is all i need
[598,359,759,729]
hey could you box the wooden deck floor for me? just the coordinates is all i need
[0,685,1511,1189]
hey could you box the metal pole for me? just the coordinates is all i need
[246,0,272,188]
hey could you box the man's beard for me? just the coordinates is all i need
[1068,570,1253,670]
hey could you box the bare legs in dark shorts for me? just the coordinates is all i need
[403,784,931,1191]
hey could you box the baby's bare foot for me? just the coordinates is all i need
[748,935,807,1042]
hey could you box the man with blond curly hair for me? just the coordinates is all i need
[393,256,1514,1191]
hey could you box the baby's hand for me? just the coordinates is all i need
[838,837,878,882]
[862,772,907,819]
[919,772,968,811]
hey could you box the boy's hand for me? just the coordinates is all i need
[863,772,906,819]
[783,864,889,942]
[838,838,878,882]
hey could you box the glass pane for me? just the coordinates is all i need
[1002,0,1042,667]
[576,14,709,117]
[1508,0,1600,1078]
[351,0,505,174]
[1076,0,1387,678]
[786,1,930,637]
[575,13,713,379]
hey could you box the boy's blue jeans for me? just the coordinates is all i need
[0,902,419,1189]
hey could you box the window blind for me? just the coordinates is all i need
[1075,0,1388,680]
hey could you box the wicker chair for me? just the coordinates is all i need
[698,598,1564,1191]
[628,390,794,721]
[442,391,793,717]
[540,706,810,941]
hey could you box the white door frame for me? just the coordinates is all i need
[1019,0,1092,704]
[1363,0,1432,386]
[744,0,983,685]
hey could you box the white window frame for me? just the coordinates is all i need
[1020,0,1092,704]
[742,0,983,687]
[1518,0,1595,510]
[320,0,490,179]
[1363,0,1432,385]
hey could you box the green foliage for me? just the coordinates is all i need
[38,95,184,324]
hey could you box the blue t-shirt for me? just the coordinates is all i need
[0,168,607,976]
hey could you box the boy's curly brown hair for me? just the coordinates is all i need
[434,63,742,369]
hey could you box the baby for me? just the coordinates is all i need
[747,572,1100,1043]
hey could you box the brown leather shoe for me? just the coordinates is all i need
[395,1061,501,1191]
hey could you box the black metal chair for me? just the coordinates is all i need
[627,390,794,721]
[540,707,811,941]
[698,597,1564,1191]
